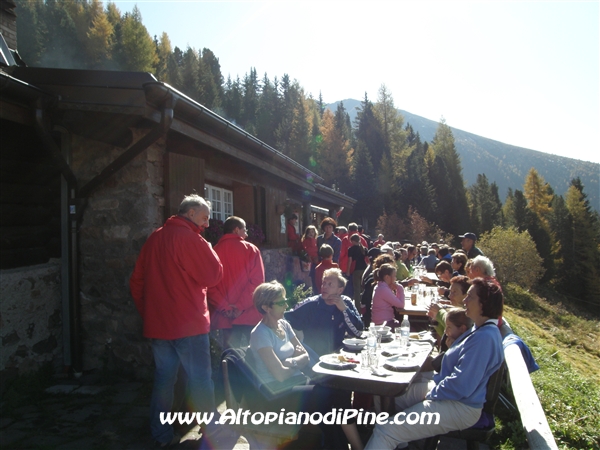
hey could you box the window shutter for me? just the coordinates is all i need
[165,153,205,219]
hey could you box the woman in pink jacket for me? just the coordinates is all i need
[371,263,405,329]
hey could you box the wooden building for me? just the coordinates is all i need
[0,29,355,376]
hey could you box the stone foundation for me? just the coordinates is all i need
[0,129,315,380]
[261,248,312,290]
[75,130,164,377]
[0,259,62,377]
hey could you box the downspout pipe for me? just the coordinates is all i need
[34,92,176,375]
[34,100,82,373]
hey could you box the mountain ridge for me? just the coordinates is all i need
[327,99,599,212]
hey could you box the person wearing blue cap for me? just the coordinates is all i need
[459,232,484,259]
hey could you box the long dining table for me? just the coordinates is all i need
[311,337,434,414]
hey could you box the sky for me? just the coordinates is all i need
[112,1,600,164]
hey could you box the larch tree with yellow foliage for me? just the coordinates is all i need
[523,168,553,222]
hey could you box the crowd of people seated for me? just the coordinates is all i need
[212,215,538,449]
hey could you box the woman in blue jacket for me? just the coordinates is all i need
[365,278,505,449]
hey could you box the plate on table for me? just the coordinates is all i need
[380,333,394,343]
[383,355,420,372]
[343,338,366,352]
[319,354,358,370]
[410,332,436,344]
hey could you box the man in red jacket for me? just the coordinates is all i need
[130,194,236,448]
[209,216,265,349]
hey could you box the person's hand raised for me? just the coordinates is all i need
[331,295,348,312]
[427,303,440,319]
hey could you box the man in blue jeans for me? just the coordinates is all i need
[130,194,238,448]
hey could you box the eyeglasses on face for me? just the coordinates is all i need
[272,299,289,307]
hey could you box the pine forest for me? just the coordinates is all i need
[16,0,600,310]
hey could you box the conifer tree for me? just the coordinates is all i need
[16,0,44,66]
[524,168,553,222]
[354,93,385,176]
[255,74,279,146]
[241,68,259,133]
[429,119,470,236]
[180,47,200,100]
[288,95,311,167]
[197,54,220,110]
[201,48,224,109]
[334,102,352,143]
[506,189,529,231]
[317,92,325,117]
[307,102,322,172]
[106,2,121,26]
[548,194,573,292]
[564,179,600,305]
[86,4,113,68]
[519,170,555,281]
[468,174,503,235]
[155,32,172,83]
[397,139,437,222]
[117,6,157,72]
[349,140,379,228]
[317,109,350,190]
[39,0,83,68]
[502,188,514,224]
[374,85,408,214]
[274,76,308,162]
[223,75,243,125]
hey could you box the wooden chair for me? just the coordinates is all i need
[221,347,311,449]
[422,363,507,450]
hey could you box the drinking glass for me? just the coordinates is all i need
[369,350,379,369]
[360,350,370,370]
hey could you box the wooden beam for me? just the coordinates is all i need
[504,344,558,450]
[168,117,315,192]
[0,99,32,125]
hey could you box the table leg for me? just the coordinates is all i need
[380,396,395,415]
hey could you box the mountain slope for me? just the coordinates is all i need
[327,99,599,211]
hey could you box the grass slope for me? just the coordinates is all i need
[491,284,600,449]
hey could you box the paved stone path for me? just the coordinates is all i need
[0,374,486,449]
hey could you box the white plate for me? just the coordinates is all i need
[383,355,420,371]
[319,354,346,366]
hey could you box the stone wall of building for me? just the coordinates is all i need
[0,259,62,378]
[73,129,165,378]
[261,248,312,290]
[71,130,313,378]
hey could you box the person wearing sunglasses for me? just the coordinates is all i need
[250,281,309,384]
[250,281,364,450]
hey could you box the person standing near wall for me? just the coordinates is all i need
[129,194,238,449]
[209,216,265,349]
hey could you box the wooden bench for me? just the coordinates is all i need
[504,344,558,449]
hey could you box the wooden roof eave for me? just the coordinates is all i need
[143,82,322,193]
[312,184,356,208]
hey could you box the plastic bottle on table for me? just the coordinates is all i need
[367,322,377,352]
[400,315,410,348]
